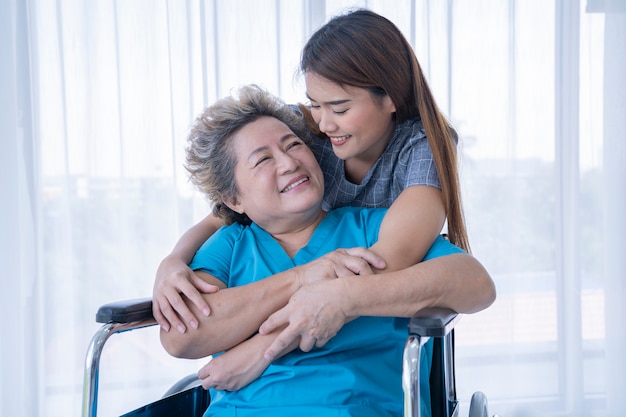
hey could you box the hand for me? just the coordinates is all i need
[259,279,352,361]
[294,247,386,287]
[152,256,219,333]
[197,333,274,391]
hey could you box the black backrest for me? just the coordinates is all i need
[120,386,210,417]
[430,331,458,417]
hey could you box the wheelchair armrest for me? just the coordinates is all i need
[84,298,156,417]
[408,307,460,338]
[95,297,154,324]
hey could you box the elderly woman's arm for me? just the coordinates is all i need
[160,268,300,359]
[160,247,384,359]
[153,214,224,334]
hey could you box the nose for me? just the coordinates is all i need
[316,109,337,134]
[276,150,299,174]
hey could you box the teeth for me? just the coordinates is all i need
[330,135,350,143]
[282,177,308,193]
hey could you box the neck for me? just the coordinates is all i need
[344,158,373,184]
[271,210,327,257]
[344,123,396,184]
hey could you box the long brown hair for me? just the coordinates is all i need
[300,9,470,251]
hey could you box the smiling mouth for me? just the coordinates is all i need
[329,135,351,144]
[281,177,309,193]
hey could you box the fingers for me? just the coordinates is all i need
[325,250,375,277]
[258,309,283,336]
[263,327,298,362]
[197,360,234,391]
[342,247,386,271]
[298,333,317,353]
[262,324,330,361]
[259,310,298,361]
[338,255,375,276]
[197,362,214,390]
[191,275,221,295]
[152,299,169,331]
[198,361,224,391]
[299,334,330,352]
[322,247,386,278]
[155,292,191,334]
[315,336,330,348]
[260,313,325,361]
[154,270,215,333]
[197,361,210,380]
[186,276,215,317]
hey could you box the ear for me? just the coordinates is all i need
[383,95,396,114]
[223,194,244,214]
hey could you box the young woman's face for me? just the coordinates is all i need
[227,116,325,233]
[305,72,397,166]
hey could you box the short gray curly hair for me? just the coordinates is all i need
[185,85,311,225]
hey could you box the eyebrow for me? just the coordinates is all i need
[305,92,351,106]
[247,133,298,162]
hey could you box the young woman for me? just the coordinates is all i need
[160,84,472,417]
[153,9,494,345]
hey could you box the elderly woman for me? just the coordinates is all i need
[160,85,477,417]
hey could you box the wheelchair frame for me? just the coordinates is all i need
[82,298,467,417]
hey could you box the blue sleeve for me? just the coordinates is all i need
[189,224,242,285]
[422,235,465,261]
[360,207,387,247]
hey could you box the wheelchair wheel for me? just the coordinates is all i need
[468,391,489,417]
[162,373,202,398]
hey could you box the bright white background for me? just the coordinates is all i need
[1,0,624,416]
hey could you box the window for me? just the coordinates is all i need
[2,1,623,416]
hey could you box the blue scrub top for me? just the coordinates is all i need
[191,206,463,417]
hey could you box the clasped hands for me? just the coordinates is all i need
[153,247,385,391]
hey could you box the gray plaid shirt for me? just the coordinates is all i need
[310,118,441,211]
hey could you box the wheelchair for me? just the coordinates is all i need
[82,298,492,417]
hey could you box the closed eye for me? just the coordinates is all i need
[286,140,304,150]
[253,155,271,167]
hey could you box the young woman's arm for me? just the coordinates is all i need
[345,183,492,317]
[370,185,445,272]
[152,214,223,332]
[153,213,390,334]
[260,250,496,361]
[159,247,384,359]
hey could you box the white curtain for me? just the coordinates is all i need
[2,0,624,416]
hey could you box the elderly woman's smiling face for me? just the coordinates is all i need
[225,116,325,234]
